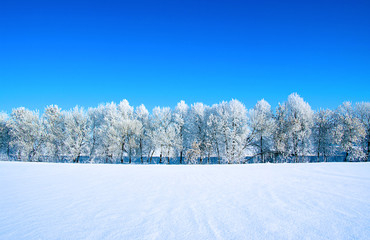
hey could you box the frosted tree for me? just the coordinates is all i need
[42,105,66,161]
[174,100,189,164]
[116,100,142,163]
[248,99,275,162]
[135,104,150,163]
[214,101,230,163]
[7,108,43,161]
[355,102,370,161]
[152,107,179,164]
[225,100,249,163]
[98,102,120,163]
[188,103,208,163]
[64,106,90,163]
[212,100,249,164]
[284,93,314,162]
[206,104,223,163]
[335,102,366,161]
[87,105,105,162]
[312,109,336,162]
[272,103,289,162]
[0,112,10,156]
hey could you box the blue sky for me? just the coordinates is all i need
[1,0,369,113]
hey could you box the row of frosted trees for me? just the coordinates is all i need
[0,93,369,164]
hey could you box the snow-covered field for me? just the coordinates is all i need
[0,162,369,240]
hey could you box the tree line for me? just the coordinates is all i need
[0,93,369,164]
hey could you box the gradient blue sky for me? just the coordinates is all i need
[1,0,369,113]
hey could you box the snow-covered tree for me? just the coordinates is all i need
[188,103,208,163]
[312,109,336,162]
[206,104,223,163]
[152,107,179,164]
[87,105,106,162]
[284,93,314,162]
[135,104,150,163]
[64,106,90,163]
[7,108,43,161]
[174,100,189,164]
[211,100,249,164]
[249,99,275,162]
[98,102,120,163]
[272,103,289,162]
[0,112,10,156]
[42,105,66,161]
[225,100,249,163]
[355,102,370,161]
[116,100,142,163]
[335,102,366,161]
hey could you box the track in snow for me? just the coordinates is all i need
[0,162,369,240]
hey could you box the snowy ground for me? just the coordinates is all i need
[0,162,369,240]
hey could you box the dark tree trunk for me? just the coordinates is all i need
[180,151,183,164]
[140,139,143,164]
[260,136,263,163]
[129,148,132,164]
[120,143,125,164]
[367,138,370,162]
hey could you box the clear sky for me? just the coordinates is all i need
[1,0,369,113]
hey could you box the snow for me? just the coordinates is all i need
[0,162,369,240]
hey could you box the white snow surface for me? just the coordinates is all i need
[0,162,369,240]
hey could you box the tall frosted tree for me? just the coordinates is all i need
[225,100,249,163]
[249,99,275,162]
[0,112,10,156]
[99,102,120,163]
[312,109,336,162]
[152,107,179,164]
[285,93,314,162]
[174,100,189,164]
[206,104,223,163]
[42,105,66,161]
[87,104,105,162]
[335,102,366,161]
[64,106,90,163]
[212,100,249,164]
[273,103,289,162]
[188,103,208,163]
[7,108,43,161]
[116,100,142,163]
[355,102,370,161]
[135,104,150,163]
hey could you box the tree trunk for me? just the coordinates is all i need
[260,136,263,163]
[149,150,154,164]
[129,148,132,164]
[366,138,370,162]
[120,143,125,164]
[344,152,348,162]
[217,144,220,164]
[140,139,143,164]
[180,151,183,164]
[167,149,170,164]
